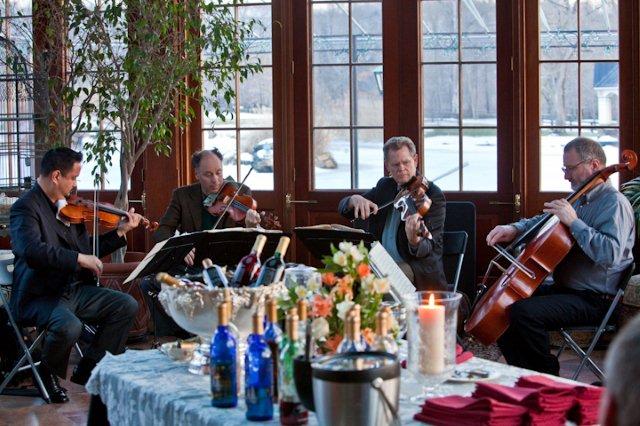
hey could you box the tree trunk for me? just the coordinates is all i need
[110,154,132,263]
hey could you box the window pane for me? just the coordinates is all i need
[73,132,121,190]
[354,65,383,126]
[314,128,350,189]
[312,3,349,64]
[241,130,273,190]
[461,0,496,62]
[423,64,459,127]
[422,0,458,63]
[351,2,382,63]
[580,0,618,60]
[239,5,272,66]
[0,0,32,16]
[239,67,273,128]
[205,129,238,177]
[581,62,618,126]
[424,128,459,191]
[462,128,496,191]
[202,77,236,129]
[355,128,383,189]
[462,63,496,126]
[539,0,578,60]
[313,66,350,127]
[540,128,579,192]
[540,62,578,127]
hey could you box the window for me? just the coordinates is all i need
[421,0,497,191]
[311,0,383,190]
[539,0,619,191]
[202,0,274,191]
[0,0,34,190]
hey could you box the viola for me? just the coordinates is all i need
[393,173,433,237]
[465,150,638,345]
[204,180,258,223]
[59,195,159,231]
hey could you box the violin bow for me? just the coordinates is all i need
[212,166,254,230]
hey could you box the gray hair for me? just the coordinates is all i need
[191,148,223,170]
[604,313,640,426]
[383,136,417,162]
[564,137,606,166]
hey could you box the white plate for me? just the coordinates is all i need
[447,368,500,383]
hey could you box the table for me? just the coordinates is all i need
[86,348,581,426]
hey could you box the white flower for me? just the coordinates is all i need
[311,317,330,340]
[336,300,355,320]
[307,275,321,293]
[349,246,364,262]
[339,242,354,253]
[295,285,308,299]
[333,251,347,267]
[361,274,375,293]
[373,278,390,294]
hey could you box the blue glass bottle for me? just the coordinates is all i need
[210,302,237,408]
[245,311,273,421]
[264,297,283,402]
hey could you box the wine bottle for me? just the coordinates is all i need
[245,311,273,421]
[264,297,282,402]
[252,236,290,286]
[337,311,367,353]
[232,234,267,287]
[210,302,237,408]
[371,309,398,355]
[279,313,308,425]
[202,258,228,288]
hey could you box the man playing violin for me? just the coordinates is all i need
[338,136,447,290]
[145,148,261,336]
[9,147,144,403]
[486,137,634,375]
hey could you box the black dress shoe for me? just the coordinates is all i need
[70,357,97,386]
[40,371,69,403]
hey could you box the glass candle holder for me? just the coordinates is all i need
[283,265,320,290]
[403,291,461,402]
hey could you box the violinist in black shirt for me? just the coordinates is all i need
[338,136,447,290]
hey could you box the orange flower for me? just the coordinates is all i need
[312,294,333,318]
[362,327,375,345]
[334,276,353,298]
[356,263,370,278]
[322,272,337,286]
[324,334,343,353]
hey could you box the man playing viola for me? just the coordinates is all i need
[338,136,447,291]
[486,137,634,375]
[145,148,261,336]
[9,147,144,403]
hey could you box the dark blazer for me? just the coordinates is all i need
[9,183,127,323]
[153,182,251,243]
[338,177,447,291]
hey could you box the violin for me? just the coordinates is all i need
[392,173,433,237]
[204,180,258,223]
[58,195,159,231]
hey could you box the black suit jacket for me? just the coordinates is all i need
[9,183,127,323]
[153,182,251,243]
[338,177,447,291]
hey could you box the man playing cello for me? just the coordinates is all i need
[485,137,634,375]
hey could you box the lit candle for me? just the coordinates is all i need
[417,294,445,375]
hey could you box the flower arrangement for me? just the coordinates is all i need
[278,241,395,353]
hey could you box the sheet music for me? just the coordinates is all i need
[369,242,416,299]
[124,238,170,283]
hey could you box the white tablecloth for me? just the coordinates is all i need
[86,348,582,426]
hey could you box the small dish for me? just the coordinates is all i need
[160,340,196,362]
[447,368,499,383]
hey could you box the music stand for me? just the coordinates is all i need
[294,225,376,262]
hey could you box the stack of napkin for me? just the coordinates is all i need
[413,395,528,426]
[472,382,575,425]
[516,375,603,425]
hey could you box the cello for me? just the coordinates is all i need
[465,149,638,345]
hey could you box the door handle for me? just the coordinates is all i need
[285,193,318,209]
[489,194,521,215]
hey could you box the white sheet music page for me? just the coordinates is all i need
[368,242,416,298]
[124,238,170,283]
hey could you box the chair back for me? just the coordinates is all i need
[443,231,468,293]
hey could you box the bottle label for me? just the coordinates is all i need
[211,362,236,400]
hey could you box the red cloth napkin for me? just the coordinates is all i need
[516,375,603,425]
[473,382,575,425]
[413,395,528,426]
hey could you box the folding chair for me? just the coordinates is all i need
[443,231,468,293]
[0,252,51,403]
[556,262,635,381]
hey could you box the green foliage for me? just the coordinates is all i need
[621,177,640,237]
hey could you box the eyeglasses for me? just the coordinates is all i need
[561,158,591,173]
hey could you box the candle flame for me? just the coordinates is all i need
[428,293,435,307]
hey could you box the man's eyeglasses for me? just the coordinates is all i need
[561,158,591,173]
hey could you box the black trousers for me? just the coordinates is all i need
[497,285,611,376]
[21,284,138,378]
